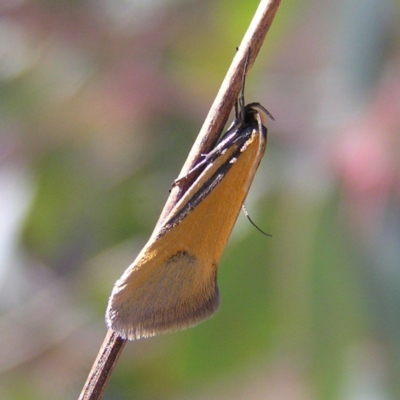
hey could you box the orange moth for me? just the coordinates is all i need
[106,60,273,340]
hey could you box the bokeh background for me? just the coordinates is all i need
[1,0,400,399]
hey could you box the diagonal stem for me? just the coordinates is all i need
[78,1,282,399]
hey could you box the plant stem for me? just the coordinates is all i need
[78,1,282,399]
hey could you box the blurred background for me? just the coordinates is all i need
[1,0,400,399]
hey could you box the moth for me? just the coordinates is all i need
[106,55,273,340]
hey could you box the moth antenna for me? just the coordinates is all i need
[242,203,272,237]
[238,48,250,122]
[234,100,239,120]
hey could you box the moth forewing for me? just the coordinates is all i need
[106,107,269,340]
